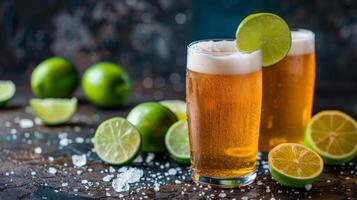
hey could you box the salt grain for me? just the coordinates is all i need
[75,137,84,143]
[31,171,36,176]
[62,182,68,187]
[48,167,57,174]
[305,184,312,191]
[133,155,143,163]
[218,192,227,198]
[241,196,248,200]
[81,179,88,184]
[34,147,42,154]
[168,168,177,176]
[102,174,114,182]
[19,119,34,128]
[109,166,116,173]
[146,153,155,163]
[72,154,87,167]
[48,156,54,162]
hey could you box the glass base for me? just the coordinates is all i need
[192,170,256,188]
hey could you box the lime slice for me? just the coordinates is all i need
[30,98,77,125]
[269,143,323,188]
[236,13,291,66]
[0,81,16,106]
[92,117,141,165]
[165,120,190,164]
[160,100,187,120]
[304,110,357,165]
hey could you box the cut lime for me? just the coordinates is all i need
[165,120,190,164]
[30,98,77,125]
[160,100,187,120]
[0,81,15,107]
[236,13,291,66]
[127,102,178,152]
[304,110,357,165]
[269,143,323,188]
[92,117,141,165]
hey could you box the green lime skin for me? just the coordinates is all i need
[127,102,178,152]
[304,129,357,165]
[81,62,132,107]
[31,57,78,98]
[269,166,319,188]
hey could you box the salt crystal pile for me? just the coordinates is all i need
[112,167,144,193]
[72,154,87,167]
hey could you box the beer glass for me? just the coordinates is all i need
[186,39,262,187]
[259,29,315,151]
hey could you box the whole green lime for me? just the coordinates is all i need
[127,102,178,152]
[31,57,78,98]
[81,62,131,107]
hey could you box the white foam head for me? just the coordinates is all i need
[289,29,315,56]
[187,40,261,75]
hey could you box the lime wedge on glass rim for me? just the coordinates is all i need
[269,143,323,188]
[160,100,187,120]
[304,110,357,165]
[0,81,16,106]
[236,13,291,66]
[30,98,77,125]
[92,117,141,165]
[165,120,190,164]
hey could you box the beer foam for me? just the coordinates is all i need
[187,40,261,75]
[289,29,315,56]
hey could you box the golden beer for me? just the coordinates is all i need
[186,40,262,187]
[260,29,315,151]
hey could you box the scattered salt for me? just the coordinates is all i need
[146,153,155,163]
[102,174,114,182]
[72,154,87,167]
[133,155,143,163]
[34,118,42,125]
[257,180,263,185]
[109,166,116,173]
[174,180,182,184]
[19,119,34,128]
[305,184,312,191]
[62,182,68,187]
[241,196,248,200]
[218,192,227,198]
[75,137,84,143]
[31,171,36,176]
[34,147,42,154]
[168,168,177,176]
[59,138,69,146]
[111,167,144,193]
[81,180,88,184]
[48,167,57,174]
[118,166,128,173]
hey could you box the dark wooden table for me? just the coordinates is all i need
[0,84,356,200]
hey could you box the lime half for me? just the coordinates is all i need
[236,13,291,66]
[30,98,77,125]
[269,143,323,188]
[304,110,357,165]
[165,120,190,164]
[0,81,15,106]
[160,100,187,120]
[92,117,141,165]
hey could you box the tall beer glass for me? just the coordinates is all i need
[186,39,262,187]
[259,29,315,151]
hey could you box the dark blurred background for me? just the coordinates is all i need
[0,0,356,115]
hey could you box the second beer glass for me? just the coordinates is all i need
[186,39,262,187]
[259,29,315,151]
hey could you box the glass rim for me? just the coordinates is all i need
[290,28,315,42]
[187,39,261,56]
